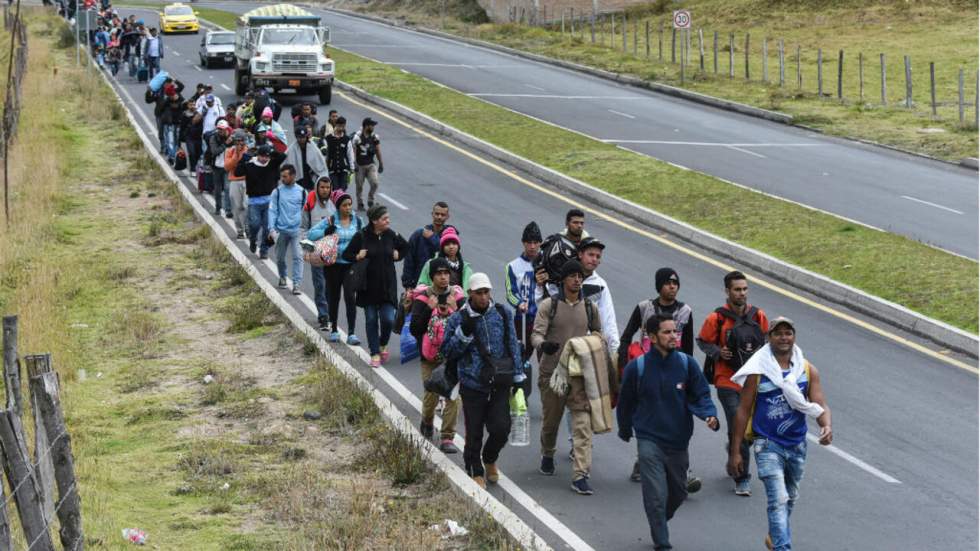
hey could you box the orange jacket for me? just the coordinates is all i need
[224,146,246,182]
[697,305,769,391]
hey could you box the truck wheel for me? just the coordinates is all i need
[234,67,247,96]
[318,85,332,105]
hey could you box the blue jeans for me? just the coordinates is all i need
[162,123,177,161]
[247,202,270,255]
[310,264,329,320]
[274,231,303,286]
[363,302,395,355]
[637,439,689,550]
[754,438,807,551]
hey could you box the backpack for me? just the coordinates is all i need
[635,352,690,395]
[533,233,578,285]
[420,286,464,361]
[717,306,766,371]
[547,294,598,334]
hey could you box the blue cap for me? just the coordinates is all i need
[205,94,215,102]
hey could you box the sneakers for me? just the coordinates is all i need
[539,456,555,476]
[329,331,341,343]
[317,317,330,331]
[347,334,361,346]
[236,230,245,240]
[485,463,499,484]
[369,355,381,368]
[570,477,594,495]
[291,284,302,295]
[225,212,233,219]
[630,461,641,482]
[735,479,752,497]
[686,474,702,494]
[471,475,486,490]
[419,420,434,440]
[278,277,288,289]
[568,448,575,462]
[259,251,269,260]
[379,346,390,364]
[439,439,459,454]
[249,239,256,253]
[765,534,774,550]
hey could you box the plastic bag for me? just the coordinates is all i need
[399,313,419,364]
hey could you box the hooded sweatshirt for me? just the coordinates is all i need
[300,190,336,239]
[267,182,306,235]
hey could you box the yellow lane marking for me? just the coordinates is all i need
[337,90,978,375]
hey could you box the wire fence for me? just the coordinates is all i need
[1,316,83,551]
[497,3,979,127]
[1,0,28,228]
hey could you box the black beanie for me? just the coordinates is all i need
[560,260,585,280]
[522,221,542,243]
[428,257,452,278]
[655,267,679,293]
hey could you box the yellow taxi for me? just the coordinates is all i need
[160,3,199,34]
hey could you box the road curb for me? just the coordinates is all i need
[313,5,794,124]
[90,34,555,551]
[331,78,979,358]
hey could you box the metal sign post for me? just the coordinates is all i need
[674,10,690,84]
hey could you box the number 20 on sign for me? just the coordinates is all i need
[673,10,691,29]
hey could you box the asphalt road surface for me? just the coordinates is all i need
[209,0,976,259]
[103,10,977,549]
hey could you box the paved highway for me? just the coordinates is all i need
[213,0,977,259]
[105,10,977,549]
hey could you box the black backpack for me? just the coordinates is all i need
[717,306,765,371]
[533,233,578,285]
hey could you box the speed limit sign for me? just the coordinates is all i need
[673,10,691,29]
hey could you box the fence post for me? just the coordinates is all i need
[0,409,55,551]
[2,316,21,417]
[729,33,735,78]
[30,371,83,551]
[633,19,638,55]
[744,33,750,79]
[797,45,802,88]
[698,28,704,71]
[645,21,650,58]
[858,52,864,102]
[671,26,676,63]
[880,53,886,105]
[560,9,564,33]
[929,61,937,116]
[680,29,686,84]
[958,68,964,123]
[590,11,595,43]
[622,13,627,52]
[817,48,823,96]
[658,23,663,60]
[713,31,718,73]
[837,49,844,100]
[24,355,55,524]
[975,71,978,128]
[778,39,785,86]
[904,55,912,108]
[762,37,768,83]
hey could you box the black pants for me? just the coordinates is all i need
[460,385,511,477]
[717,387,751,482]
[324,263,357,333]
[329,170,349,191]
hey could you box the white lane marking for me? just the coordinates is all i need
[524,83,545,91]
[377,192,409,210]
[389,62,526,69]
[193,65,203,72]
[468,93,645,100]
[599,140,826,147]
[728,145,767,159]
[900,195,964,215]
[332,44,429,48]
[220,83,232,91]
[806,434,901,484]
[607,109,635,119]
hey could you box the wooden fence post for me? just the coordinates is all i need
[837,49,844,100]
[744,33,750,79]
[645,21,650,58]
[797,45,802,88]
[858,52,864,102]
[929,61,937,116]
[729,33,735,78]
[633,19,638,55]
[958,68,965,123]
[2,316,21,417]
[762,38,768,83]
[680,29,686,84]
[880,53,887,105]
[658,23,663,60]
[904,55,915,106]
[24,355,55,524]
[560,9,565,33]
[817,48,823,96]
[0,410,54,551]
[30,371,83,551]
[778,39,785,86]
[590,12,595,43]
[698,28,704,71]
[671,26,676,63]
[713,31,718,74]
[622,13,627,52]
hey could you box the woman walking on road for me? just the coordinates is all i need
[341,204,408,367]
[307,190,363,344]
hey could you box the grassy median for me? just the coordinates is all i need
[1,10,517,549]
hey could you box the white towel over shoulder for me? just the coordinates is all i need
[731,344,824,418]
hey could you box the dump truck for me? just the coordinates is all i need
[234,3,334,104]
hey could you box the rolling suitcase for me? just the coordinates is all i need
[136,62,149,83]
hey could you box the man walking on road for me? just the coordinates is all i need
[728,317,832,551]
[349,117,383,210]
[697,270,769,496]
[403,202,451,292]
[617,314,719,551]
[559,208,589,245]
[142,27,162,78]
[441,273,525,489]
[235,143,287,259]
[268,164,306,295]
[619,268,701,490]
[505,221,543,362]
[323,116,352,191]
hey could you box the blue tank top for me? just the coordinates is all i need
[752,365,809,448]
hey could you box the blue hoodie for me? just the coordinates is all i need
[441,301,525,392]
[617,349,717,451]
[268,183,305,235]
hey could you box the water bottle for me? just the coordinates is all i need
[509,390,530,447]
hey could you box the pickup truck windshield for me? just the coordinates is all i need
[261,28,317,46]
[164,6,193,16]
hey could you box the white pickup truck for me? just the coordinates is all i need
[233,3,335,104]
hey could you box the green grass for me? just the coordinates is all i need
[347,0,979,160]
[325,47,978,332]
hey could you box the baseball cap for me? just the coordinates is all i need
[768,317,796,335]
[362,117,378,127]
[294,127,309,138]
[215,119,230,130]
[577,237,605,252]
[256,144,274,156]
[468,272,492,291]
[205,94,215,103]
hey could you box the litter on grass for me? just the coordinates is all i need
[429,519,469,539]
